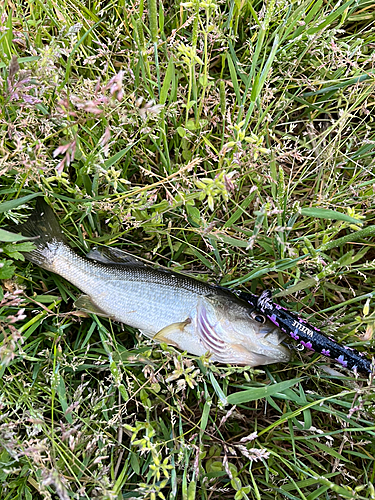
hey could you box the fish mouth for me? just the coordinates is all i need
[253,326,290,362]
[259,326,286,346]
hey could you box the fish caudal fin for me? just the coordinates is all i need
[19,198,68,269]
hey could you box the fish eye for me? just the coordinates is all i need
[251,312,266,324]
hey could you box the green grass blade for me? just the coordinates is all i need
[227,378,301,405]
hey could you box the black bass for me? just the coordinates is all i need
[18,199,290,367]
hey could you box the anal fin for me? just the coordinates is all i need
[74,295,110,318]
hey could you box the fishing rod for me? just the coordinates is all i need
[238,289,373,375]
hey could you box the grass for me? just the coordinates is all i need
[1,0,375,498]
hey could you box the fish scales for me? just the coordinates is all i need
[50,242,212,334]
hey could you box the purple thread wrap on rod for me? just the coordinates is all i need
[238,290,373,374]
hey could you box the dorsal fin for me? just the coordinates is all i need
[86,246,145,265]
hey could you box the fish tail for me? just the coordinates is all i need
[19,198,68,269]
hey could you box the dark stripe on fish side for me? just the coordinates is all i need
[238,290,373,374]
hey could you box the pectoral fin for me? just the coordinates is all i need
[153,319,191,347]
[74,295,110,317]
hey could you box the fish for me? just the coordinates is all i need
[17,198,290,367]
[239,289,373,374]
